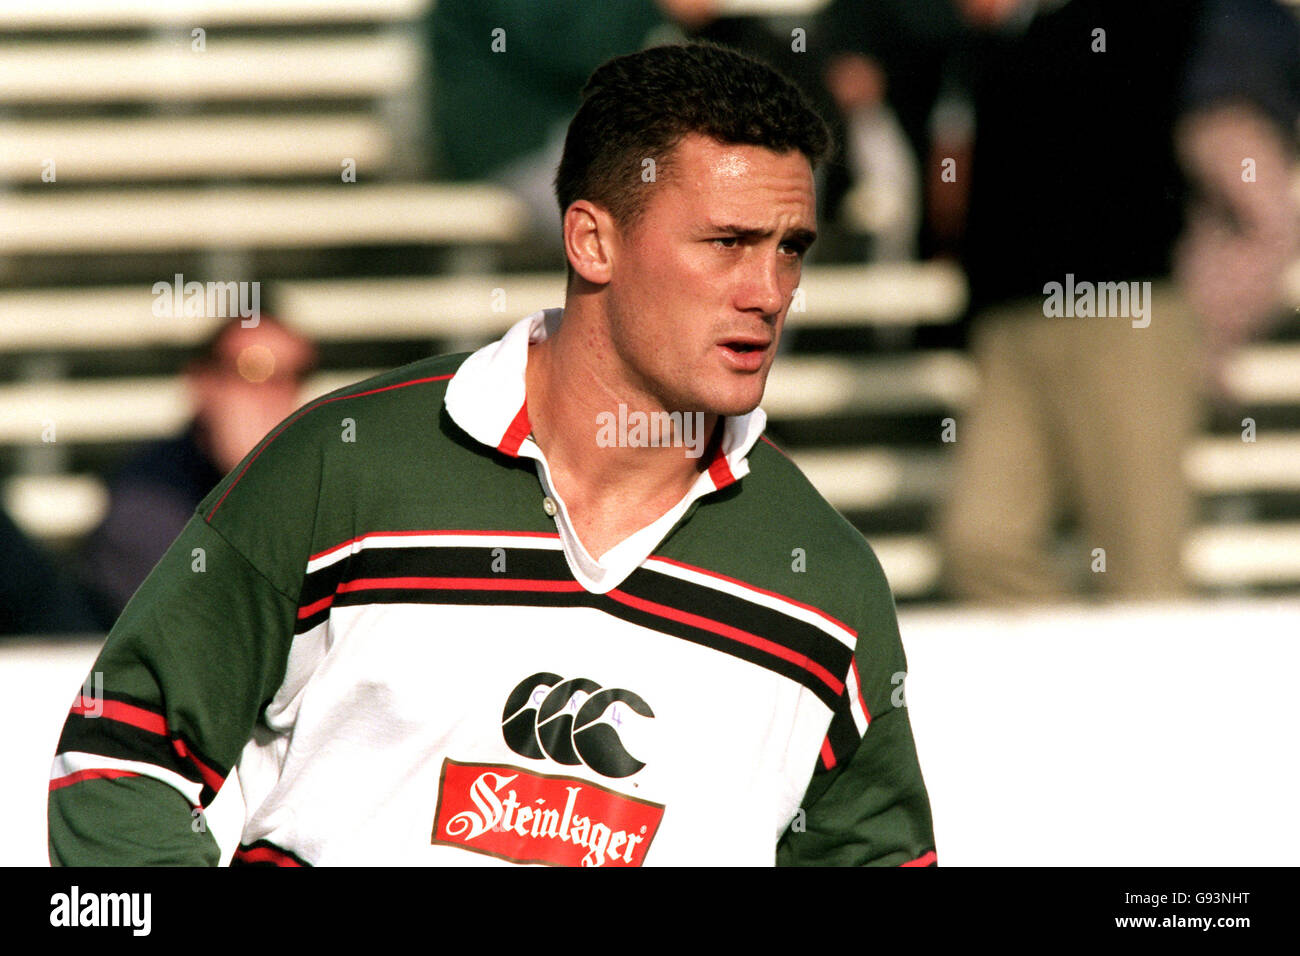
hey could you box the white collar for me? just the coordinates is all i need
[444,308,768,592]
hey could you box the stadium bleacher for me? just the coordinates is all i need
[2,0,1300,605]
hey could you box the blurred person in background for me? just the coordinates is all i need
[428,0,720,257]
[76,315,318,627]
[936,0,1299,603]
[1174,0,1300,401]
[815,0,968,262]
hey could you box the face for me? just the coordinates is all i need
[602,133,816,417]
[189,320,317,472]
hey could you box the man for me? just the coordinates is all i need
[49,42,936,867]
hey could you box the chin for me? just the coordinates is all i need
[670,372,768,418]
[704,390,765,418]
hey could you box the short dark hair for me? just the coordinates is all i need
[554,42,832,233]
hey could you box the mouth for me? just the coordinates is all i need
[718,337,771,355]
[717,336,772,371]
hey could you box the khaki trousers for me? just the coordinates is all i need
[936,284,1204,602]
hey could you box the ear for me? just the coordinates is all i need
[562,200,618,285]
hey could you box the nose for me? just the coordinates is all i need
[737,251,786,318]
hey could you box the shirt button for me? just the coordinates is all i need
[542,496,557,517]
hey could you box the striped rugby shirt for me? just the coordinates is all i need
[49,309,936,867]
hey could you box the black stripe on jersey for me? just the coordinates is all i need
[344,545,572,582]
[65,689,229,803]
[297,558,347,632]
[230,838,313,867]
[295,544,573,634]
[297,604,331,635]
[56,712,199,786]
[593,593,842,709]
[55,690,224,797]
[819,697,863,775]
[619,565,852,692]
[177,731,228,808]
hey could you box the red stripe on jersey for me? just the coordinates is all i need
[49,768,141,791]
[69,696,225,793]
[607,589,844,695]
[72,697,167,735]
[759,434,793,460]
[338,576,584,594]
[298,593,334,620]
[647,555,858,639]
[819,735,837,771]
[171,738,225,793]
[851,658,872,724]
[308,528,561,563]
[232,846,304,867]
[900,850,938,867]
[206,373,455,520]
[498,401,531,457]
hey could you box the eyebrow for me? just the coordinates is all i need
[707,222,818,247]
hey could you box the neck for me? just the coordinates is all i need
[524,299,720,524]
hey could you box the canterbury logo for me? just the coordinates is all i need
[501,673,654,779]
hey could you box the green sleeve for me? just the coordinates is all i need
[777,706,937,866]
[50,775,220,867]
[48,509,300,866]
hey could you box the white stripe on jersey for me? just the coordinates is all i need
[306,531,565,574]
[846,659,871,737]
[51,751,204,807]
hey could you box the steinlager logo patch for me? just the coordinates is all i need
[431,759,665,867]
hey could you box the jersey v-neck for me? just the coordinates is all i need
[443,308,768,593]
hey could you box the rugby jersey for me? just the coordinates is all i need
[48,310,936,867]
